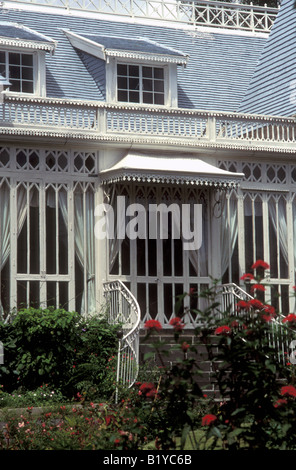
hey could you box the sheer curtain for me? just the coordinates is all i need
[0,183,31,314]
[221,194,238,280]
[268,197,288,267]
[108,185,126,273]
[74,189,96,314]
[0,182,10,314]
[185,201,208,277]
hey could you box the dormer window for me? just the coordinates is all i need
[0,22,56,97]
[63,30,188,107]
[0,51,34,93]
[117,64,165,105]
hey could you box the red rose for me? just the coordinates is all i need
[144,319,162,331]
[240,273,255,281]
[215,325,231,336]
[274,398,288,408]
[181,341,190,352]
[236,300,250,312]
[251,260,270,270]
[251,284,266,292]
[282,314,296,324]
[202,414,217,426]
[280,385,296,398]
[169,317,185,331]
[248,299,264,310]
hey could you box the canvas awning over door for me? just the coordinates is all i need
[99,152,244,188]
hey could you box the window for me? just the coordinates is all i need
[0,51,34,94]
[117,64,165,105]
[0,148,97,316]
[108,183,210,327]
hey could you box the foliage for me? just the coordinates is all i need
[0,384,65,409]
[137,261,296,450]
[0,308,120,401]
[2,263,296,450]
[0,401,149,450]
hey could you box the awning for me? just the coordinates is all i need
[99,152,244,188]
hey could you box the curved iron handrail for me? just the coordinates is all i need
[103,280,141,402]
[221,283,295,365]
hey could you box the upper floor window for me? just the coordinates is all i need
[117,64,165,105]
[0,51,34,94]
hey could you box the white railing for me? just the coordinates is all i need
[103,280,141,402]
[1,96,296,153]
[221,283,294,365]
[5,0,279,33]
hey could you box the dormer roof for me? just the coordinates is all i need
[0,22,56,52]
[63,30,188,65]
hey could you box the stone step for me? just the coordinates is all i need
[139,329,224,398]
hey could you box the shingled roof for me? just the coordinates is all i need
[239,0,296,116]
[0,4,268,111]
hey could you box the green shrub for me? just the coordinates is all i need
[0,308,120,401]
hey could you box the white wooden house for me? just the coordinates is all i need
[0,0,295,338]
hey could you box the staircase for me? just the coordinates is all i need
[105,281,295,399]
[103,280,141,402]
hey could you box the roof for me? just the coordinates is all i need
[64,30,188,64]
[0,21,56,51]
[0,5,268,111]
[99,152,244,188]
[239,0,296,116]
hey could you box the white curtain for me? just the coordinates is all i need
[74,190,96,314]
[221,194,238,278]
[0,183,10,271]
[0,183,31,314]
[185,201,208,277]
[269,197,288,267]
[108,185,126,273]
[0,183,10,314]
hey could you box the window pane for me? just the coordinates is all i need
[118,90,128,102]
[22,67,33,81]
[129,91,139,102]
[143,92,153,104]
[117,63,127,75]
[154,68,164,79]
[22,81,34,93]
[129,65,139,77]
[154,93,164,105]
[9,65,21,79]
[117,76,127,89]
[9,53,20,65]
[129,77,139,90]
[143,66,152,78]
[143,78,153,91]
[22,54,33,67]
[154,80,164,93]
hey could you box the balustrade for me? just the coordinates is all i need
[1,96,296,151]
[4,0,278,33]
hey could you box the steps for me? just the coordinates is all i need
[139,329,222,398]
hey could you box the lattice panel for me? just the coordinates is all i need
[0,147,98,175]
[16,149,40,171]
[219,161,293,185]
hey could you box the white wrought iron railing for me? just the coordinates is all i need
[1,96,296,153]
[4,0,279,33]
[221,283,295,366]
[103,280,141,402]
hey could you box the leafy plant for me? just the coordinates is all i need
[0,308,120,401]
